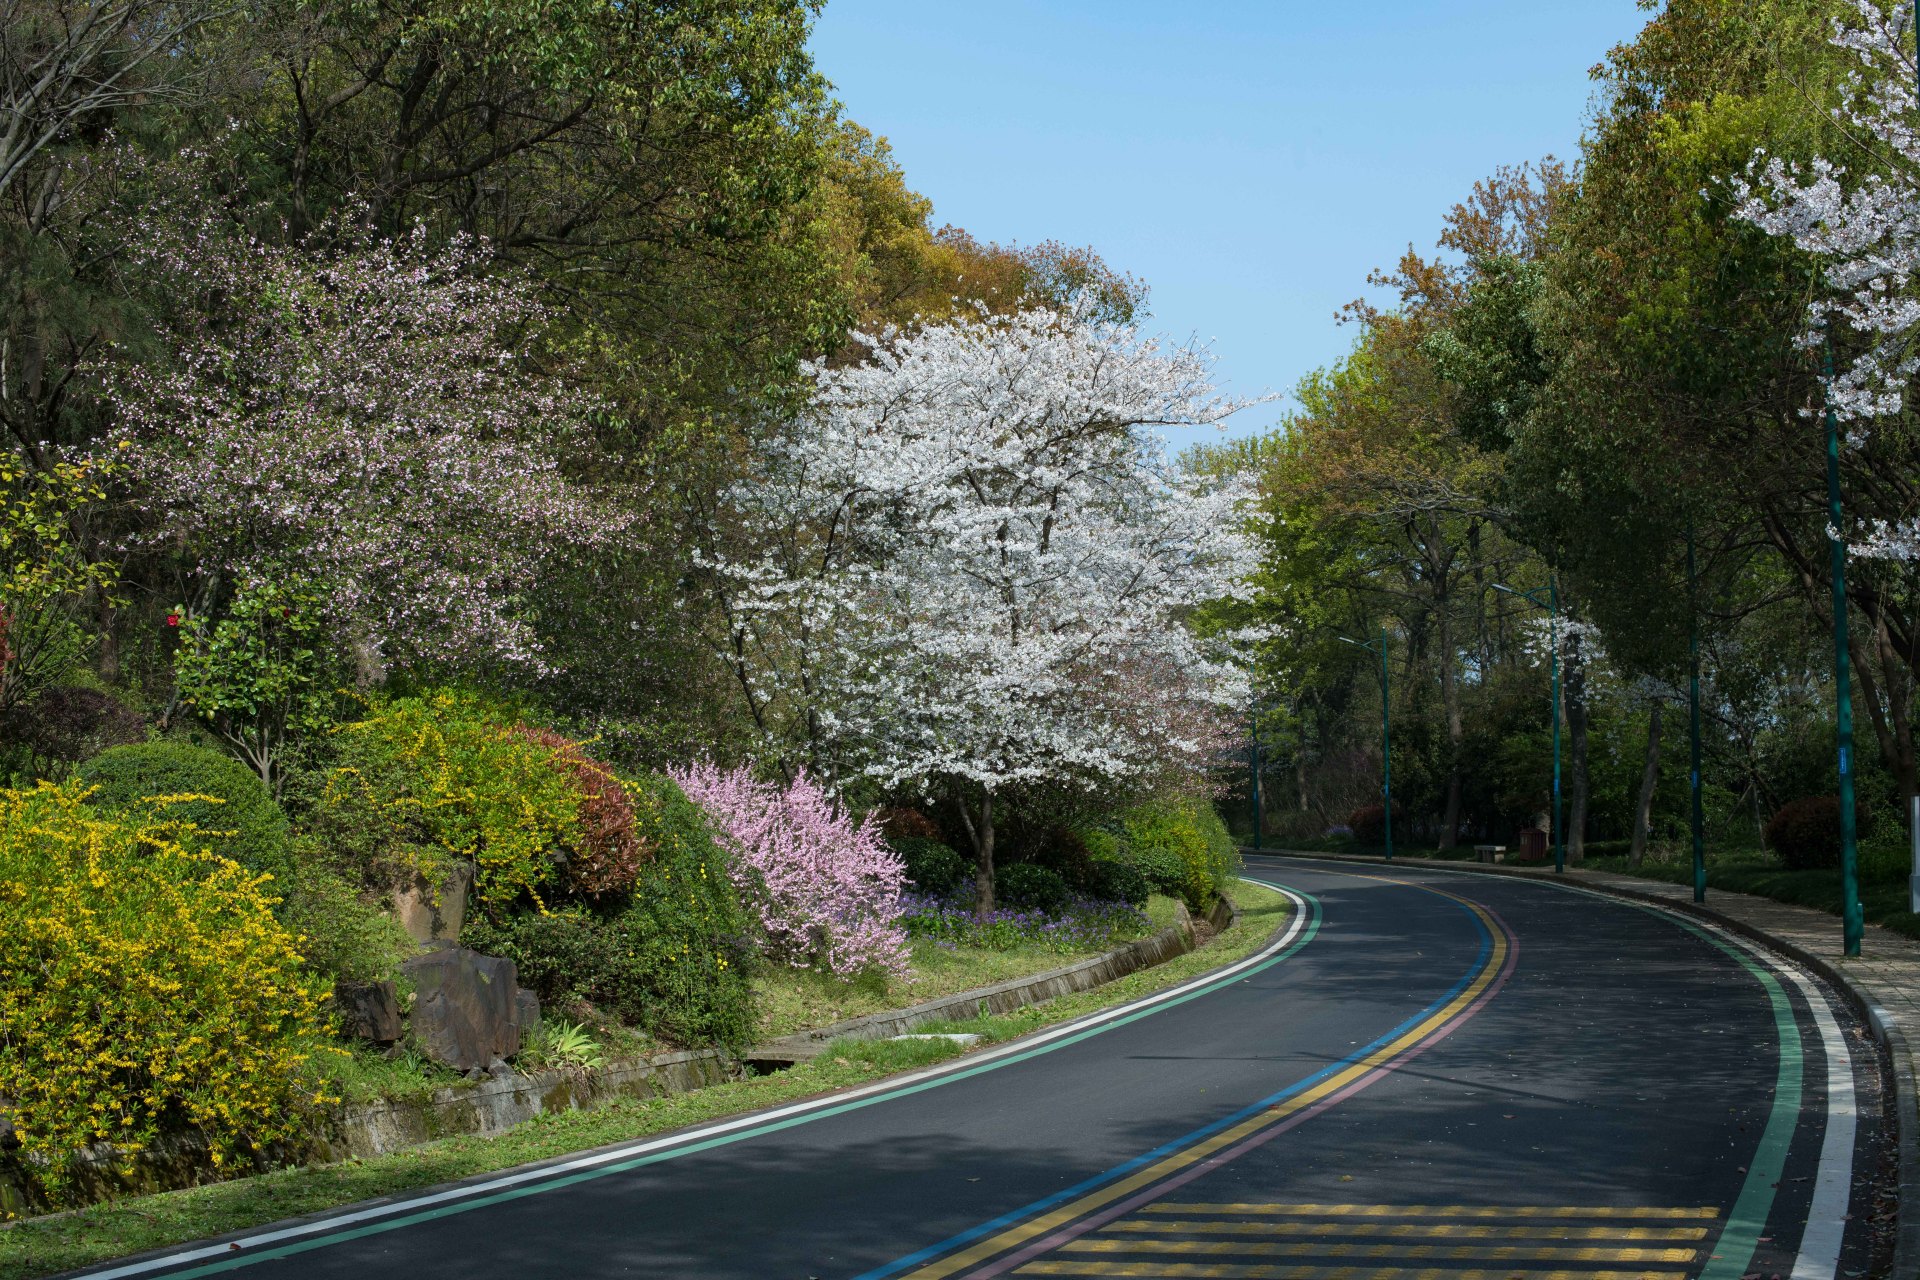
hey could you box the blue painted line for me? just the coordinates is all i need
[99,884,1324,1279]
[851,879,1494,1280]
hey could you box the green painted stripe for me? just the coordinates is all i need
[141,889,1325,1278]
[1648,912,1802,1280]
[1300,861,1804,1280]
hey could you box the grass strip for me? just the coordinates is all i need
[0,881,1290,1280]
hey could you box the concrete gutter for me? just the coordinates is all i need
[1250,847,1920,1280]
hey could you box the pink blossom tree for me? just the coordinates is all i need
[110,200,626,674]
[671,762,909,980]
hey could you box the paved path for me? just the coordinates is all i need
[70,858,1885,1280]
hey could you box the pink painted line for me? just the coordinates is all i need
[959,905,1521,1280]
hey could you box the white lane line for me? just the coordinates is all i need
[1262,854,1861,1280]
[76,884,1312,1280]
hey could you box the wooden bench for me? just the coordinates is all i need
[1473,845,1507,864]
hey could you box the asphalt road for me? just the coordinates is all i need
[81,856,1887,1280]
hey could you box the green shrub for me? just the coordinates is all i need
[896,836,969,897]
[1087,857,1150,907]
[1118,798,1240,912]
[277,853,415,984]
[1858,825,1910,885]
[78,741,292,882]
[0,781,330,1200]
[996,862,1070,913]
[1766,796,1841,871]
[464,772,755,1047]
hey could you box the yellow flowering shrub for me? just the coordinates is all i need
[322,690,582,912]
[0,781,330,1200]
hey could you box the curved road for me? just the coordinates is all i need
[80,856,1886,1280]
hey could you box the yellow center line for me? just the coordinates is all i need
[1142,1204,1720,1221]
[1062,1239,1696,1262]
[898,894,1511,1279]
[1103,1222,1707,1242]
[1015,1263,1692,1279]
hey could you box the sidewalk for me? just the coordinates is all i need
[1256,848,1920,1279]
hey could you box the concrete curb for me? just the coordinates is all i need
[1251,847,1920,1280]
[4,893,1246,1218]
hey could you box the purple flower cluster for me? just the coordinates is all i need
[900,891,1149,956]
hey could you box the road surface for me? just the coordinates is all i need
[76,855,1888,1280]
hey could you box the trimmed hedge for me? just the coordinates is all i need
[996,862,1070,914]
[895,835,969,897]
[78,741,292,882]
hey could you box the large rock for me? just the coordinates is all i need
[514,987,541,1050]
[391,862,473,945]
[400,946,522,1071]
[335,980,403,1044]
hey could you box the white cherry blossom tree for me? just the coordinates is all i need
[706,306,1259,912]
[1733,0,1920,559]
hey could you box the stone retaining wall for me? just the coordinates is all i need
[5,890,1241,1214]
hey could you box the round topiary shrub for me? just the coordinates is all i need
[0,780,329,1202]
[1766,795,1843,871]
[1348,804,1386,846]
[895,836,969,897]
[1088,857,1150,907]
[78,741,292,881]
[996,862,1071,914]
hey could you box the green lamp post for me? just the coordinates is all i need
[1340,628,1393,861]
[1824,350,1865,958]
[1496,579,1564,874]
[1687,525,1706,905]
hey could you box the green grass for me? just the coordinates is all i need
[751,894,1183,1039]
[0,881,1288,1280]
[1584,852,1920,940]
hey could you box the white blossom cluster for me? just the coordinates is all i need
[1732,0,1920,560]
[707,307,1260,799]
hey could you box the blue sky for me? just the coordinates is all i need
[808,2,1649,450]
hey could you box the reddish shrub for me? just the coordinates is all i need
[874,805,942,843]
[1348,804,1386,845]
[512,727,650,896]
[1765,795,1841,871]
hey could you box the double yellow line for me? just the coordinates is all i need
[902,885,1515,1280]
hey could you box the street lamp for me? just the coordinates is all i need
[1824,346,1865,958]
[1495,579,1564,874]
[1339,628,1393,862]
[1687,526,1706,905]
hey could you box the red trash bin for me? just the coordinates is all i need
[1517,828,1548,862]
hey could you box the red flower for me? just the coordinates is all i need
[165,613,181,628]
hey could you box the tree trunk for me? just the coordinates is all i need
[1438,602,1463,849]
[956,791,996,918]
[1565,634,1590,864]
[1630,702,1663,866]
